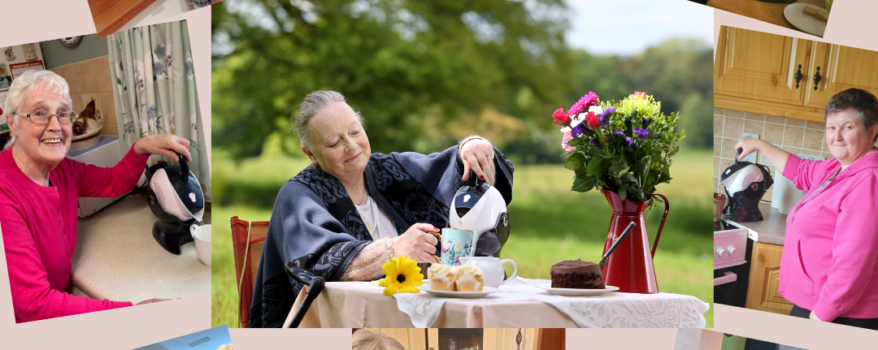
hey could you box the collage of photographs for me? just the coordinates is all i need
[0,0,875,349]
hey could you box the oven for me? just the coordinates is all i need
[714,220,752,308]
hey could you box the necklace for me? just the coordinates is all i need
[358,195,380,239]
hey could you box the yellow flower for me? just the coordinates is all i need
[378,256,423,296]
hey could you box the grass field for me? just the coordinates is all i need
[211,149,714,328]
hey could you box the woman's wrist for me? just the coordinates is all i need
[459,136,486,151]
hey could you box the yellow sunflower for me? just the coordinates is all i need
[378,256,423,296]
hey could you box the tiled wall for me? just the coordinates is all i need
[713,108,832,202]
[49,56,117,136]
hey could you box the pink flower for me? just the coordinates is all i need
[632,91,646,98]
[568,92,599,116]
[552,108,570,126]
[562,130,575,152]
[585,112,600,129]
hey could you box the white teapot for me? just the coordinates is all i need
[458,256,517,288]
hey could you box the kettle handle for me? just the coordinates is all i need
[177,152,189,182]
[650,193,670,257]
[734,148,742,165]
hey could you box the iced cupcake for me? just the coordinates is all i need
[428,264,456,291]
[455,265,484,292]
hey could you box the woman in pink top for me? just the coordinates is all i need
[736,88,878,329]
[0,70,191,323]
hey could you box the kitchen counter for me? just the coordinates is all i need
[727,202,787,246]
[72,194,210,304]
[707,0,827,36]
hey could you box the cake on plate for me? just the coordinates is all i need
[455,265,485,292]
[428,264,456,291]
[550,259,605,289]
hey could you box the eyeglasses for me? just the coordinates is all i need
[13,110,79,126]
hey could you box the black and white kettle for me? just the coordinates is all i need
[449,171,511,257]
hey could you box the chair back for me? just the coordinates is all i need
[230,216,269,328]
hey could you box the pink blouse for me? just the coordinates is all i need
[0,145,149,323]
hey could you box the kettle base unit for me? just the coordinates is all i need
[146,154,205,255]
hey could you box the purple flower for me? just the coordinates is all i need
[625,137,634,146]
[642,118,650,128]
[590,138,599,146]
[613,131,624,136]
[571,122,587,138]
[600,107,616,125]
[633,128,650,140]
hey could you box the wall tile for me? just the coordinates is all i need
[70,94,84,116]
[714,157,720,176]
[78,60,99,94]
[802,129,824,151]
[721,138,738,159]
[744,120,765,136]
[801,149,822,158]
[782,126,804,148]
[765,114,785,124]
[723,117,744,138]
[806,121,825,130]
[745,112,765,121]
[726,109,745,119]
[786,118,805,127]
[714,136,721,157]
[95,56,112,93]
[102,122,118,136]
[783,146,802,156]
[714,108,724,116]
[714,115,723,136]
[763,123,785,145]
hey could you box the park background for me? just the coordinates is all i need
[209,0,715,328]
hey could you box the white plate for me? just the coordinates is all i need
[416,286,502,298]
[783,4,827,37]
[537,285,619,296]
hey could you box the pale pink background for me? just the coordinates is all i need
[2,0,878,349]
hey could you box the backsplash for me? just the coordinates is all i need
[713,108,833,202]
[49,56,117,136]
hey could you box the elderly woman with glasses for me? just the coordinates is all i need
[0,70,191,323]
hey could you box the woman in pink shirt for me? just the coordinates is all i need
[0,70,191,323]
[736,88,878,329]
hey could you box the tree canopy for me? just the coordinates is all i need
[212,0,713,162]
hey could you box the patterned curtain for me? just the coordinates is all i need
[106,20,210,197]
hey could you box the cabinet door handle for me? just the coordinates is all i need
[813,66,822,91]
[794,64,803,89]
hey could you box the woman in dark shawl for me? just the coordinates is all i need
[249,91,515,327]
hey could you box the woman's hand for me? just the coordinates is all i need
[134,134,192,162]
[135,298,171,305]
[393,223,440,263]
[733,136,763,162]
[460,137,495,182]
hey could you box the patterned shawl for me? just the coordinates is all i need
[249,145,514,328]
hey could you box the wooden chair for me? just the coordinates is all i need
[230,216,269,328]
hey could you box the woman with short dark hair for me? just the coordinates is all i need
[735,88,878,328]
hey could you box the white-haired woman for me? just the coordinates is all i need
[352,330,407,350]
[249,91,515,327]
[0,70,190,323]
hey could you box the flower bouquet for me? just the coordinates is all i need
[551,90,684,294]
[553,91,684,202]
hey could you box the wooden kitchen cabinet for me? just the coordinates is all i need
[745,242,794,315]
[715,26,878,122]
[367,328,554,350]
[366,329,428,350]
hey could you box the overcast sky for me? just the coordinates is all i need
[564,0,713,55]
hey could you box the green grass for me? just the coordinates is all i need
[212,149,714,328]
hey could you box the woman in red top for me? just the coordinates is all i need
[0,70,191,323]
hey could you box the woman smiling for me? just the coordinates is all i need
[735,88,878,328]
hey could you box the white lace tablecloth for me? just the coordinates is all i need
[303,277,709,328]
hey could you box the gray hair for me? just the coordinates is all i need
[4,70,73,149]
[352,330,406,350]
[825,88,878,142]
[293,90,364,151]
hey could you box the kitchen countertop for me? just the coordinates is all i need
[727,201,788,246]
[72,194,210,304]
[707,0,827,37]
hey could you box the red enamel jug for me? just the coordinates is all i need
[600,190,670,294]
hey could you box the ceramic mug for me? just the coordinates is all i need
[459,256,517,288]
[190,224,211,266]
[441,228,479,266]
[713,193,726,222]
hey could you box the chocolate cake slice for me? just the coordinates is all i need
[550,259,605,289]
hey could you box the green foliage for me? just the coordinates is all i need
[211,1,714,162]
[212,0,574,159]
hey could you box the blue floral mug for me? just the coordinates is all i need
[440,228,480,266]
